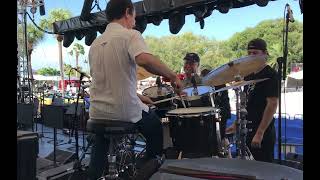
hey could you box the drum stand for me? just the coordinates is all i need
[234,87,254,160]
[209,92,226,158]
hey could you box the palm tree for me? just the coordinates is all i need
[40,8,72,96]
[69,43,85,77]
[18,24,45,84]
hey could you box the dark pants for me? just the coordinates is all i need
[87,110,163,180]
[247,126,276,163]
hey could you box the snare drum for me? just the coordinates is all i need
[142,85,174,109]
[177,85,214,108]
[166,107,221,157]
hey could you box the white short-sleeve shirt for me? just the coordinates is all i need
[88,23,150,123]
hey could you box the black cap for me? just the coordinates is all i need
[247,38,267,51]
[183,53,200,63]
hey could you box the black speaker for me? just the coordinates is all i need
[17,103,34,126]
[42,105,65,129]
[17,131,38,180]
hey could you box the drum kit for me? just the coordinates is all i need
[142,55,268,160]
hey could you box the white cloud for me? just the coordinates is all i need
[31,40,90,71]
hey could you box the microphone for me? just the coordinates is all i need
[191,73,198,96]
[286,4,295,23]
[72,68,91,79]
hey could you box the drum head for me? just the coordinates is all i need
[183,85,214,96]
[142,85,173,98]
[167,107,215,116]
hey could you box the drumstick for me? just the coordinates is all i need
[180,94,187,108]
[152,96,181,105]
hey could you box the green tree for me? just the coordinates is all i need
[37,67,60,76]
[40,8,72,95]
[64,63,83,77]
[225,19,303,70]
[69,43,85,77]
[145,32,231,72]
[17,24,45,83]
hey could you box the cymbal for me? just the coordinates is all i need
[213,78,269,93]
[202,55,267,86]
[137,65,153,80]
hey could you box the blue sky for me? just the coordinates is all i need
[28,0,303,71]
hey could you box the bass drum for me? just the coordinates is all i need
[166,107,221,158]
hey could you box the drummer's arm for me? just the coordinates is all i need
[255,77,279,138]
[135,53,177,82]
[255,97,278,137]
[137,93,154,105]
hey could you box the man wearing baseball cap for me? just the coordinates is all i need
[181,52,231,157]
[181,52,202,87]
[227,38,279,163]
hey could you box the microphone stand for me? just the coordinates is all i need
[73,72,86,160]
[276,5,292,164]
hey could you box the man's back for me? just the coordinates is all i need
[89,23,144,123]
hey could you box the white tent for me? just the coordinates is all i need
[288,70,303,80]
[33,75,60,81]
[286,70,303,88]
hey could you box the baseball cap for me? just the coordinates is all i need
[183,53,200,63]
[247,38,267,51]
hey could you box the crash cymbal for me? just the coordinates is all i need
[202,55,267,86]
[213,78,269,93]
[137,65,153,80]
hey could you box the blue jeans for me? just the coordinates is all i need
[87,110,163,180]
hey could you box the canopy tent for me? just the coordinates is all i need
[33,75,80,81]
[52,0,277,47]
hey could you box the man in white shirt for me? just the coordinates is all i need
[88,0,183,179]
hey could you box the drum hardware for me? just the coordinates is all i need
[234,80,254,160]
[202,55,271,160]
[179,94,187,108]
[191,73,199,96]
[202,55,267,87]
[208,92,226,158]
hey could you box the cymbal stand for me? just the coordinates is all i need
[234,87,254,160]
[209,92,225,157]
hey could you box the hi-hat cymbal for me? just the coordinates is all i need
[202,55,267,86]
[213,78,269,93]
[137,65,153,80]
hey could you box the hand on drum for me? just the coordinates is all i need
[138,94,154,105]
[170,77,185,96]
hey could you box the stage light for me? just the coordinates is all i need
[193,5,209,29]
[85,30,97,46]
[63,32,75,48]
[169,11,185,34]
[255,0,269,7]
[97,25,106,34]
[150,15,163,26]
[75,31,85,40]
[193,5,208,20]
[135,17,148,33]
[217,0,233,14]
